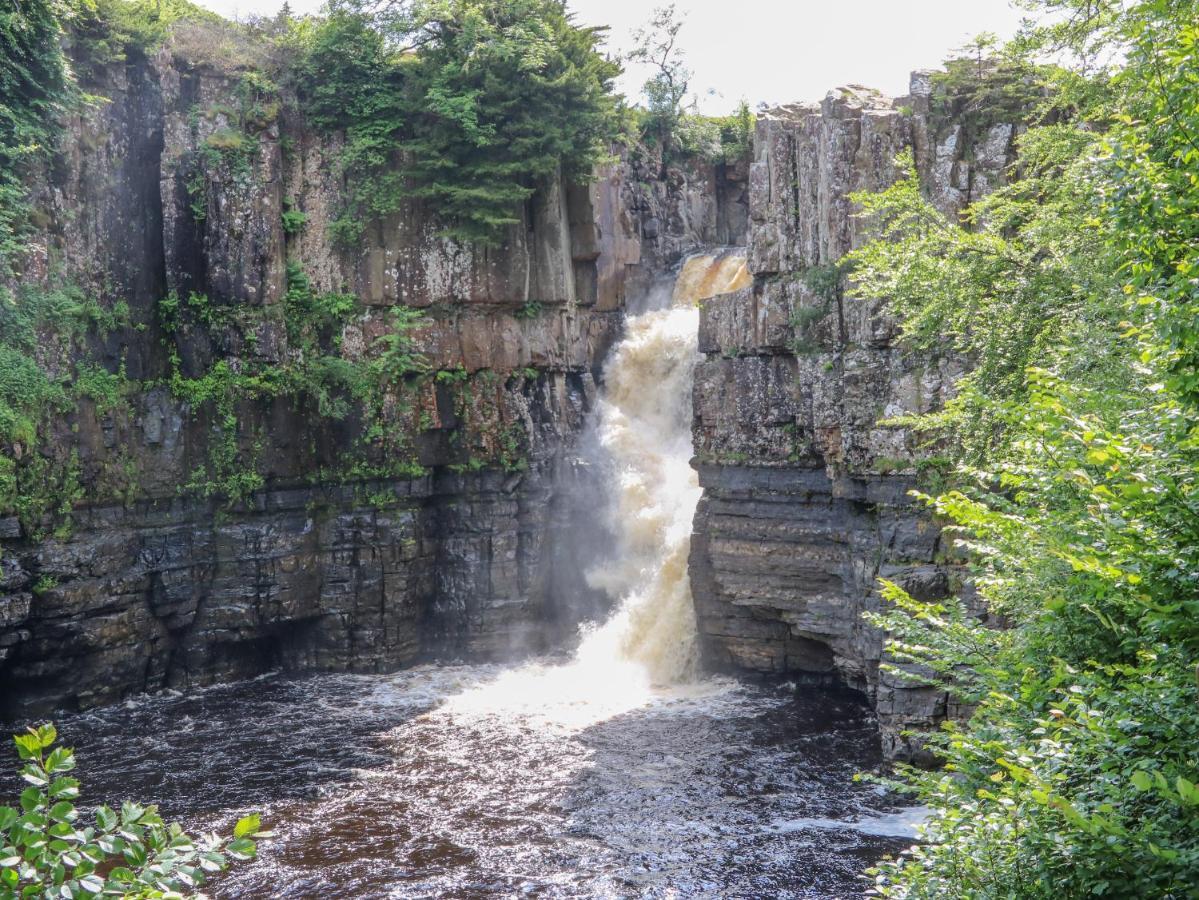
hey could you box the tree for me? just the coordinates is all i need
[296,0,621,246]
[847,1,1199,895]
[627,3,690,143]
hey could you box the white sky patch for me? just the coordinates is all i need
[191,0,1028,114]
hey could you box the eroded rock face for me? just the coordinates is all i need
[689,77,1016,760]
[0,34,748,718]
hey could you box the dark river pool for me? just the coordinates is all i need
[4,660,921,898]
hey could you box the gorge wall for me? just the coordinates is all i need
[0,12,1020,763]
[0,22,748,718]
[689,74,1019,759]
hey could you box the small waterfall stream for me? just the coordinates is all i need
[5,255,917,898]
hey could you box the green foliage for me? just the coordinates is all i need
[169,359,268,504]
[0,283,134,535]
[671,113,720,161]
[294,0,621,246]
[370,306,429,384]
[866,374,1199,897]
[73,362,131,415]
[801,261,848,303]
[0,0,71,278]
[788,304,827,355]
[714,99,754,162]
[927,33,1046,155]
[280,206,306,236]
[497,421,527,473]
[30,574,58,596]
[203,127,248,154]
[847,127,1114,462]
[1,723,264,897]
[786,262,846,354]
[667,101,756,164]
[184,168,206,221]
[164,259,430,504]
[514,300,542,320]
[849,2,1199,896]
[70,0,222,77]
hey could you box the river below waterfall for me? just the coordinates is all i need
[2,254,920,897]
[24,664,917,898]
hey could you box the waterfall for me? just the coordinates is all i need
[443,252,750,727]
[578,251,749,683]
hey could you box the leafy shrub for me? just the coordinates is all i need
[371,306,429,384]
[1,723,264,897]
[203,127,248,153]
[849,1,1199,896]
[673,114,721,161]
[280,208,307,236]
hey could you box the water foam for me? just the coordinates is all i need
[442,254,744,729]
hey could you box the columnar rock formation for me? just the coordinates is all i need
[1,18,1018,760]
[0,28,748,717]
[689,76,1019,759]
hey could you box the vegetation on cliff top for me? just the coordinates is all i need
[849,0,1199,895]
[292,0,621,245]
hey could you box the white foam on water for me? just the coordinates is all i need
[766,806,932,839]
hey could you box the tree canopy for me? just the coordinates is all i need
[294,0,621,245]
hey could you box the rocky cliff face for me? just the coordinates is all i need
[689,75,1019,760]
[0,28,747,718]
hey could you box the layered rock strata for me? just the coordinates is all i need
[0,28,747,717]
[689,76,1018,759]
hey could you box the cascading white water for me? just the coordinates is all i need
[443,251,751,727]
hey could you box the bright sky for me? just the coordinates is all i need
[193,0,1028,114]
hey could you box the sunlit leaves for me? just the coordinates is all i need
[856,1,1199,896]
[1,724,265,898]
